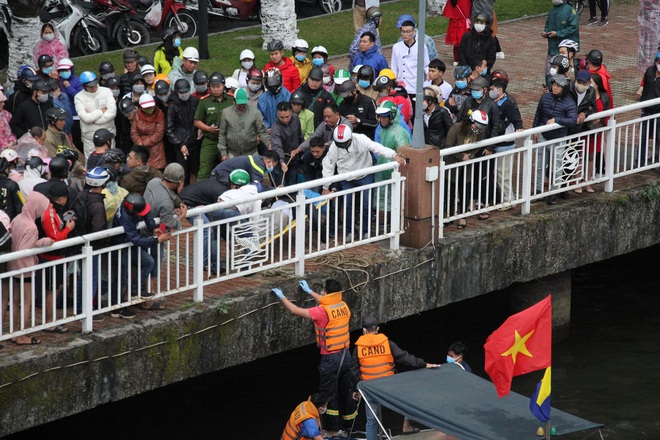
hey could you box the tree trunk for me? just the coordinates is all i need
[260,0,298,50]
[6,0,45,85]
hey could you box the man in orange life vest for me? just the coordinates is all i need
[272,279,357,438]
[351,316,440,439]
[281,392,329,440]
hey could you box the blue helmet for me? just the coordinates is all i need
[79,71,98,85]
[86,166,110,187]
[396,14,416,28]
[453,65,472,80]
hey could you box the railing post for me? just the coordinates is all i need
[438,157,446,239]
[193,216,204,303]
[604,117,616,193]
[390,167,401,250]
[521,137,534,215]
[81,244,93,334]
[294,190,306,276]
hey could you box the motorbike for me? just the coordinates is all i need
[88,0,151,48]
[182,0,342,22]
[44,0,108,55]
[131,0,198,39]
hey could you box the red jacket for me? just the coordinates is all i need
[264,57,301,93]
[589,64,614,108]
[131,108,166,170]
[40,206,72,261]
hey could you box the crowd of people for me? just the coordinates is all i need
[0,0,658,347]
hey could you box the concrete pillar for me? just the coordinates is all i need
[507,271,571,342]
[398,144,440,248]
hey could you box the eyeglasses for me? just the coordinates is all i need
[400,29,414,34]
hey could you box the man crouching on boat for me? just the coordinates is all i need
[281,392,329,440]
[272,279,357,438]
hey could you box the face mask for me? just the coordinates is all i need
[102,73,115,80]
[142,107,155,114]
[295,54,306,62]
[248,83,261,92]
[323,76,331,85]
[446,356,457,363]
[575,83,589,93]
[456,80,467,90]
[474,24,486,33]
[173,38,181,48]
[112,89,120,98]
[158,94,169,102]
[266,164,274,173]
[471,90,483,99]
[25,81,34,89]
[549,67,558,76]
[312,58,324,67]
[552,0,563,5]
[133,84,145,93]
[489,89,500,100]
[481,68,488,76]
[43,67,53,75]
[358,79,371,89]
[656,64,660,73]
[241,60,253,69]
[38,93,49,103]
[43,33,55,41]
[178,92,191,101]
[195,85,207,93]
[422,101,429,111]
[470,125,483,135]
[60,71,71,80]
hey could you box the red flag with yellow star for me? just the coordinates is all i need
[484,295,552,398]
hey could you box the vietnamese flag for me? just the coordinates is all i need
[484,295,552,398]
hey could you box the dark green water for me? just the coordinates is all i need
[8,245,660,439]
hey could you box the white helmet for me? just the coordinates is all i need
[558,39,579,52]
[0,149,19,163]
[140,64,156,76]
[311,46,328,57]
[470,109,489,129]
[225,77,240,90]
[333,124,353,149]
[292,39,309,52]
[182,47,200,62]
[239,49,255,60]
[86,166,110,187]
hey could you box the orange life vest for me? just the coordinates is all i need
[315,291,351,352]
[356,333,395,380]
[281,398,321,440]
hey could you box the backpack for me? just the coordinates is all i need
[70,189,90,237]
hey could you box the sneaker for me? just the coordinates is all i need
[586,17,597,25]
[92,313,106,322]
[598,18,608,26]
[496,51,505,60]
[111,308,136,319]
[140,291,155,299]
[546,195,558,205]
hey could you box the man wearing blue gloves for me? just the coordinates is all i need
[272,279,357,438]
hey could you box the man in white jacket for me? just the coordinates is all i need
[321,124,405,240]
[75,71,117,159]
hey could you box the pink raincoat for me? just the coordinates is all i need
[33,23,70,67]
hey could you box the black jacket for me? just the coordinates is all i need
[338,92,378,139]
[0,176,23,219]
[640,65,660,114]
[457,95,501,141]
[533,91,578,140]
[6,81,31,114]
[9,97,53,138]
[494,94,524,146]
[424,105,454,148]
[458,28,498,71]
[294,82,335,127]
[166,94,199,148]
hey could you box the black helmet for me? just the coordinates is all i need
[48,156,70,178]
[155,80,170,95]
[131,73,146,85]
[474,12,491,24]
[550,54,570,74]
[193,70,209,84]
[123,193,150,216]
[373,75,392,91]
[38,54,54,68]
[586,49,603,66]
[32,79,51,92]
[123,49,139,62]
[99,61,115,76]
[174,78,191,93]
[137,55,149,67]
[119,97,136,116]
[290,90,305,105]
[105,77,120,89]
[103,148,126,164]
[267,40,284,52]
[357,65,375,81]
[308,66,323,81]
[93,128,115,146]
[46,107,68,124]
[162,27,178,41]
[265,67,282,93]
[56,147,79,168]
[102,164,119,182]
[209,71,226,85]
[26,155,45,171]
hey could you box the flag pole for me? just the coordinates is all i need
[545,420,550,440]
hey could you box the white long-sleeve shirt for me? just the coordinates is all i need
[391,39,429,95]
[321,132,398,189]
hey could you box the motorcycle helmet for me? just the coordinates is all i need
[225,77,240,91]
[586,49,603,66]
[290,91,305,105]
[162,27,178,42]
[45,107,68,124]
[86,167,110,187]
[373,75,392,92]
[103,148,127,164]
[367,6,382,20]
[123,49,139,62]
[32,79,51,92]
[229,169,250,186]
[357,65,375,82]
[247,68,262,82]
[20,67,41,82]
[337,79,356,98]
[26,156,46,175]
[93,128,115,147]
[334,69,351,85]
[102,164,119,183]
[79,71,98,86]
[333,124,353,149]
[267,40,284,52]
[396,14,416,28]
[57,58,74,71]
[292,39,309,54]
[470,109,489,130]
[375,100,397,120]
[123,193,150,216]
[193,70,209,85]
[119,97,136,117]
[265,68,283,94]
[453,65,472,80]
[37,54,54,69]
[209,72,226,85]
[239,49,255,60]
[105,77,120,89]
[550,55,570,74]
[56,147,79,169]
[0,149,19,164]
[48,156,70,179]
[140,64,156,76]
[137,56,149,67]
[99,61,115,76]
[182,47,199,62]
[490,69,510,84]
[308,66,323,81]
[155,79,170,95]
[558,39,579,53]
[174,79,191,93]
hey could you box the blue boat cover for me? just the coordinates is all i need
[357,365,602,440]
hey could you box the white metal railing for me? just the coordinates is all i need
[437,97,660,238]
[0,163,405,341]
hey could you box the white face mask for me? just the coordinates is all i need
[241,61,253,70]
[574,82,589,93]
[474,24,486,33]
[43,33,55,41]
[549,67,558,76]
[323,77,331,85]
[422,101,429,111]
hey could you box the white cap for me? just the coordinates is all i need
[225,76,240,90]
[239,49,255,60]
[140,64,156,75]
[182,47,200,62]
[139,93,156,108]
[311,46,328,56]
[57,58,74,70]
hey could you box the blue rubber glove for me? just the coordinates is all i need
[272,288,285,300]
[298,280,313,294]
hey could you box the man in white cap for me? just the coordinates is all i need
[168,46,199,91]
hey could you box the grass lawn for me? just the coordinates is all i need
[71,0,547,80]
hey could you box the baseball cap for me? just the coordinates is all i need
[163,163,185,183]
[234,88,248,104]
